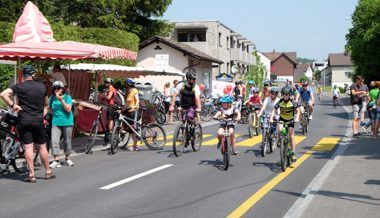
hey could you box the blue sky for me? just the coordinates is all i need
[163,0,358,61]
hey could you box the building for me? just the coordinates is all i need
[137,36,223,91]
[169,21,256,81]
[262,51,297,82]
[324,53,355,87]
[257,51,271,80]
[294,63,313,83]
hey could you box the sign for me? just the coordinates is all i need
[155,54,169,70]
[216,73,233,82]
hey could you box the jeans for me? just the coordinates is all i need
[51,125,73,156]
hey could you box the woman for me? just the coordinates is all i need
[48,81,75,168]
[169,80,180,123]
[163,82,171,121]
[125,78,140,151]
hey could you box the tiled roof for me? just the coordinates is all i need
[294,63,311,82]
[328,53,354,66]
[139,36,223,64]
[262,51,297,64]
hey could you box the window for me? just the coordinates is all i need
[226,37,229,49]
[219,32,222,47]
[177,30,206,42]
[178,32,188,42]
[345,71,352,78]
[231,39,235,48]
[227,62,229,73]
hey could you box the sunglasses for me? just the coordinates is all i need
[53,87,62,90]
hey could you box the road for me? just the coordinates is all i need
[0,95,349,218]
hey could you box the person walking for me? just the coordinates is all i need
[163,82,171,121]
[168,80,180,123]
[124,78,140,151]
[0,65,56,182]
[350,75,366,137]
[48,81,75,168]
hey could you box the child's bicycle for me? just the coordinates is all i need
[214,117,237,171]
[277,121,295,172]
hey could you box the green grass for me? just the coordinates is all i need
[321,86,332,92]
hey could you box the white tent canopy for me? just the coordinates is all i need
[62,63,185,76]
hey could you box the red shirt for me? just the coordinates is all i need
[248,95,261,105]
[107,85,117,106]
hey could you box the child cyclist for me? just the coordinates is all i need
[244,88,263,111]
[213,95,241,155]
[270,86,300,161]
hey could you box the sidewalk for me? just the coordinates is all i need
[291,92,380,218]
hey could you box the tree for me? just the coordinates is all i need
[346,0,380,82]
[244,50,266,93]
[314,70,322,81]
[297,57,316,64]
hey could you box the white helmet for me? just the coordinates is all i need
[52,81,65,89]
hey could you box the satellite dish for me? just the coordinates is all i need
[231,65,238,74]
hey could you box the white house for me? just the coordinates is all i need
[325,53,355,87]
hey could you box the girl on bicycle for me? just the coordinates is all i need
[125,78,140,151]
[213,95,241,155]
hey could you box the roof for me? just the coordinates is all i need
[139,36,223,64]
[328,53,354,66]
[262,51,297,64]
[294,63,311,82]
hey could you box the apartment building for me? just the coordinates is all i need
[169,21,256,81]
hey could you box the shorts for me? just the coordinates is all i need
[164,101,170,114]
[219,124,235,130]
[352,104,360,119]
[106,106,116,120]
[333,96,338,100]
[369,108,376,121]
[175,100,180,108]
[18,120,47,144]
[376,107,380,121]
[279,118,294,128]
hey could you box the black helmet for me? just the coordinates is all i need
[186,71,197,79]
[22,65,36,77]
[281,86,293,95]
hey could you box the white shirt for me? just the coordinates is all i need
[263,96,280,115]
[332,89,340,97]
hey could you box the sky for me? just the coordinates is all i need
[163,0,358,61]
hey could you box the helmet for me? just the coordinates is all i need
[219,95,233,103]
[281,86,293,95]
[238,80,243,85]
[252,88,259,93]
[52,81,65,89]
[125,78,136,85]
[248,80,255,85]
[270,87,279,94]
[186,71,197,79]
[263,80,270,86]
[235,81,239,85]
[22,65,36,77]
[301,80,309,86]
[334,85,337,88]
[104,78,114,84]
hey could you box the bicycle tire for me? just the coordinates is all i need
[155,109,166,124]
[269,131,275,153]
[248,113,254,138]
[173,124,186,157]
[261,130,267,157]
[223,137,230,171]
[85,122,98,154]
[12,159,25,174]
[110,121,121,154]
[191,123,203,152]
[119,131,131,150]
[280,137,286,172]
[143,123,166,150]
[200,106,213,121]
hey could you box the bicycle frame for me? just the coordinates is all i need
[116,112,143,139]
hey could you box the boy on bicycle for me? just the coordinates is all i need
[213,95,241,155]
[244,88,263,114]
[270,86,300,161]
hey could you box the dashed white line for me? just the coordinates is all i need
[99,164,173,190]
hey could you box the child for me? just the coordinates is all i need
[213,95,241,155]
[244,88,263,114]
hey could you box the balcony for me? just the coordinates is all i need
[230,48,242,61]
[183,42,208,54]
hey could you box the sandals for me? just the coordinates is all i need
[25,176,37,183]
[45,173,56,180]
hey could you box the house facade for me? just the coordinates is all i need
[262,51,297,82]
[257,51,271,80]
[169,21,256,81]
[137,36,223,91]
[324,53,354,87]
[294,63,313,83]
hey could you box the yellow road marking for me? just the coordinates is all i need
[236,135,262,147]
[311,137,340,151]
[227,137,339,218]
[165,134,212,146]
[201,134,241,146]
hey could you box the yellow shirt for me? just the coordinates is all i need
[126,88,139,111]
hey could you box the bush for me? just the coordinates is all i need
[338,86,345,94]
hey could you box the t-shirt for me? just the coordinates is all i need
[263,97,280,115]
[298,87,313,102]
[350,83,362,105]
[360,84,369,102]
[107,85,117,106]
[126,88,139,111]
[248,95,261,105]
[332,88,340,97]
[163,88,171,102]
[11,80,47,122]
[49,94,74,126]
[369,88,379,103]
[170,87,180,101]
[219,107,236,119]
[274,99,298,121]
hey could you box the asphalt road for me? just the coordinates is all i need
[0,95,349,218]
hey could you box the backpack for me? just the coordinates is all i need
[115,90,125,107]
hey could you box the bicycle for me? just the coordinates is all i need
[172,109,203,157]
[151,91,166,124]
[299,103,310,135]
[110,106,166,154]
[260,115,276,157]
[214,118,236,171]
[277,121,294,172]
[248,105,261,138]
[0,110,25,174]
[85,105,111,154]
[200,97,215,122]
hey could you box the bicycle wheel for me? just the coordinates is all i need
[119,130,131,150]
[173,124,186,157]
[268,131,275,153]
[191,123,203,152]
[110,121,122,154]
[200,106,213,121]
[155,109,166,124]
[223,138,230,171]
[248,113,254,138]
[85,122,98,154]
[279,137,286,172]
[261,129,267,157]
[143,123,166,150]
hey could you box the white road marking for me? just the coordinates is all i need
[99,164,173,190]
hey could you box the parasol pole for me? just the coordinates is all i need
[68,63,71,94]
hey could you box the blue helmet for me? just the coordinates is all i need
[248,80,255,85]
[125,78,136,85]
[219,95,233,103]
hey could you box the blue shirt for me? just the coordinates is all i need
[298,87,313,102]
[49,94,74,126]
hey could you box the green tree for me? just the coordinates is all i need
[346,0,380,82]
[314,70,322,81]
[297,57,316,64]
[244,51,266,95]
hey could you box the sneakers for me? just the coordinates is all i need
[49,160,61,169]
[309,115,313,120]
[128,146,140,151]
[353,133,360,138]
[288,150,297,162]
[65,159,74,166]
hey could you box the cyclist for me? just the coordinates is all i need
[270,86,300,162]
[213,95,241,155]
[297,80,314,120]
[317,85,322,100]
[247,80,256,98]
[100,78,117,142]
[258,87,280,118]
[332,85,340,108]
[287,80,300,101]
[124,78,140,151]
[261,80,271,100]
[244,88,263,109]
[169,71,202,122]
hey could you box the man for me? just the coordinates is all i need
[0,65,55,182]
[350,75,366,137]
[169,71,202,121]
[100,78,117,142]
[297,80,314,119]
